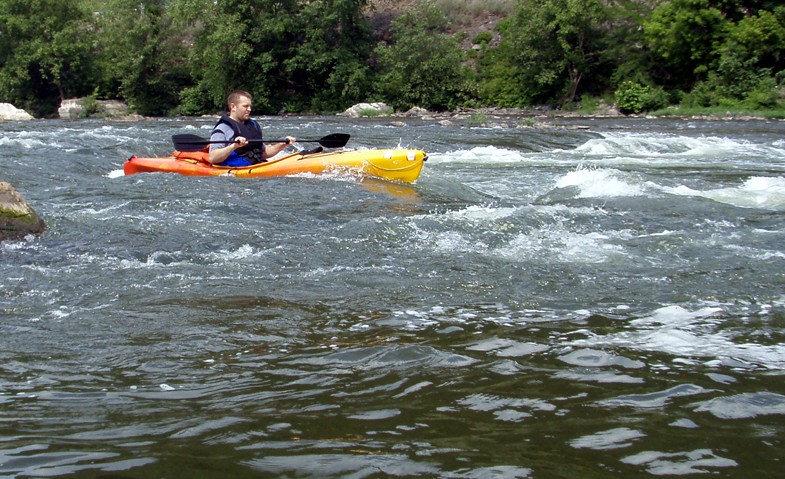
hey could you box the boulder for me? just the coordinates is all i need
[100,100,129,117]
[0,182,46,242]
[340,102,392,118]
[402,106,430,117]
[0,103,34,121]
[58,99,83,119]
[58,98,129,119]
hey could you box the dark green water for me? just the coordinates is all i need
[1,116,784,478]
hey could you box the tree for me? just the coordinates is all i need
[92,0,192,116]
[0,0,96,116]
[721,9,785,72]
[186,0,374,115]
[280,0,375,112]
[645,1,784,107]
[603,0,662,89]
[685,7,785,107]
[643,0,730,88]
[479,0,610,108]
[373,3,473,111]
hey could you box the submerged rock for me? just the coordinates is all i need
[0,182,45,241]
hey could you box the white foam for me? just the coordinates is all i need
[428,146,528,164]
[663,176,785,211]
[555,167,645,198]
[500,227,629,264]
[207,244,261,261]
[412,203,628,265]
[575,132,777,159]
[0,135,48,149]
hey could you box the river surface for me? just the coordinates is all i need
[1,115,784,478]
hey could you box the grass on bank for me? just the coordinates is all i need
[647,106,785,119]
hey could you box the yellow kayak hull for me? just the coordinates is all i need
[124,148,427,183]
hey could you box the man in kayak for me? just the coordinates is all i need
[208,90,296,166]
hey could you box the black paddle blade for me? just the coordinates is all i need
[317,133,350,148]
[172,133,212,152]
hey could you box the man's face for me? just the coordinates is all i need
[231,96,252,121]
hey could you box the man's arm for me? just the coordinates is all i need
[262,137,296,160]
[208,125,245,164]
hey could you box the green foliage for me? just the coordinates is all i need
[177,85,214,117]
[682,70,783,110]
[467,112,489,126]
[356,106,393,117]
[287,0,375,112]
[744,76,780,109]
[373,3,474,111]
[0,0,96,116]
[91,1,192,116]
[578,94,600,113]
[0,0,782,116]
[478,0,611,108]
[476,40,526,107]
[644,0,730,86]
[615,81,669,114]
[79,96,101,118]
[187,0,374,115]
[473,31,493,46]
[615,81,650,114]
[604,1,659,90]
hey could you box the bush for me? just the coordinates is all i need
[178,86,215,116]
[647,85,670,111]
[744,76,780,109]
[614,81,669,114]
[579,94,600,113]
[681,80,720,108]
[79,96,102,118]
[473,31,493,46]
[615,81,648,114]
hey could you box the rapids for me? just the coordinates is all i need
[1,115,784,478]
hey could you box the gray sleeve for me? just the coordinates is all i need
[209,124,235,151]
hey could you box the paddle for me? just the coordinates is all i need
[172,133,350,152]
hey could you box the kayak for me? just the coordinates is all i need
[123,147,428,183]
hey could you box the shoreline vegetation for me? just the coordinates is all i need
[1,1,783,121]
[4,96,785,125]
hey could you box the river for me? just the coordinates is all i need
[1,115,784,478]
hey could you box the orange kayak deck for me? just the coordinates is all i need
[124,148,427,183]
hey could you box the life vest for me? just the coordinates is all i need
[212,114,265,164]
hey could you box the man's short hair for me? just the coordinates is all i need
[228,90,252,109]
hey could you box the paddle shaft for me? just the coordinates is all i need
[172,133,349,152]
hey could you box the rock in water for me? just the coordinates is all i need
[0,182,45,241]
